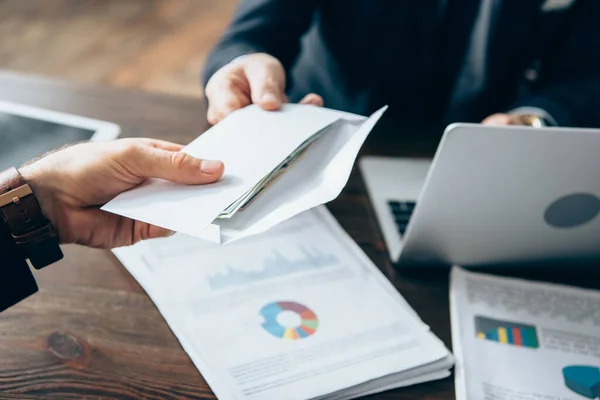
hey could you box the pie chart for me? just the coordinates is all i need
[259,301,318,340]
[563,365,600,398]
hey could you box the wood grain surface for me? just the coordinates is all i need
[0,0,237,97]
[0,70,598,399]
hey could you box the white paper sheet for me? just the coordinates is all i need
[113,207,452,400]
[102,105,386,243]
[451,267,600,400]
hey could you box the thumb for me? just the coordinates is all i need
[128,144,224,184]
[244,56,285,111]
[482,113,512,126]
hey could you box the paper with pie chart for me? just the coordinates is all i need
[113,207,453,400]
[259,301,319,340]
[451,267,600,400]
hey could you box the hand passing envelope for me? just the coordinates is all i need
[102,104,387,244]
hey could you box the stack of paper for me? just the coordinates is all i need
[114,207,453,400]
[451,267,600,400]
[103,104,387,244]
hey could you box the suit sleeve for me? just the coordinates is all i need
[0,224,38,312]
[509,0,600,127]
[202,0,318,87]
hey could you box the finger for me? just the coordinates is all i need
[127,144,224,184]
[207,87,250,125]
[209,93,251,124]
[299,93,324,107]
[138,138,185,152]
[482,113,511,126]
[244,60,285,111]
[206,71,252,124]
[133,221,174,246]
[60,209,137,249]
[80,210,174,248]
[147,224,175,241]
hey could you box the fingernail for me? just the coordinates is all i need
[200,160,224,174]
[261,93,279,104]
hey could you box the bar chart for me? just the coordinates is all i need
[475,316,539,349]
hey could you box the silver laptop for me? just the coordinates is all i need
[360,123,600,268]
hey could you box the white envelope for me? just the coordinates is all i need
[102,104,387,244]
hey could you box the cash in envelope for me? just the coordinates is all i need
[217,126,327,218]
[101,104,388,244]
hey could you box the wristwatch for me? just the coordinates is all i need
[0,167,63,269]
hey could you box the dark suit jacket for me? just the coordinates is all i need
[203,0,600,130]
[0,221,38,312]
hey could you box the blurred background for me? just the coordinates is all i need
[0,0,236,97]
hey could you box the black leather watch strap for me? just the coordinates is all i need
[0,167,63,269]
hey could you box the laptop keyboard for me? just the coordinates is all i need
[388,200,416,237]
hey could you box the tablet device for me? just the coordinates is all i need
[0,100,120,170]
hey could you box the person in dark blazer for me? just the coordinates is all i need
[202,0,600,132]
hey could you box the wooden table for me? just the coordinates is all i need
[0,70,597,400]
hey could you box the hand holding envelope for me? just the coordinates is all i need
[102,104,387,244]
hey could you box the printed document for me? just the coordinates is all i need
[451,267,600,400]
[113,207,452,400]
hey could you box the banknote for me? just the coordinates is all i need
[217,126,328,218]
